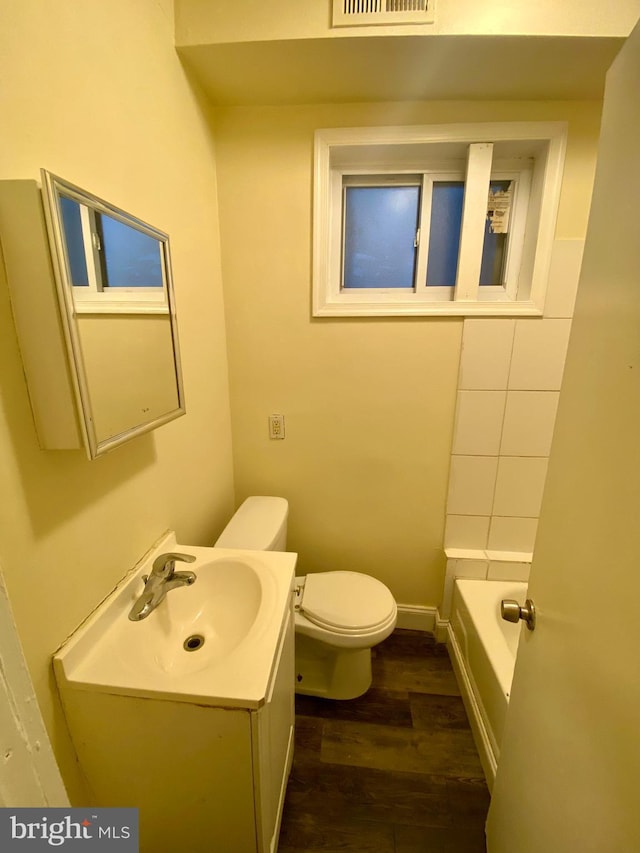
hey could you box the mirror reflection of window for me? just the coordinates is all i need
[39,169,185,458]
[59,196,89,287]
[99,213,163,288]
[59,194,164,292]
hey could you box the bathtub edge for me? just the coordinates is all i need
[446,623,497,792]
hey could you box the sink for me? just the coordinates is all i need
[125,556,266,678]
[54,531,296,708]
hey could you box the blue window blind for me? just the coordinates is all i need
[99,214,163,288]
[426,182,464,287]
[343,185,419,289]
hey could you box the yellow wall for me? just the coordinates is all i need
[176,0,639,44]
[0,0,233,801]
[214,100,602,607]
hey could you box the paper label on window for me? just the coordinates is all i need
[487,183,513,234]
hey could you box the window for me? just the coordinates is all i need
[313,122,567,317]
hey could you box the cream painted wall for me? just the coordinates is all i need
[176,0,640,44]
[0,1,233,801]
[214,100,602,610]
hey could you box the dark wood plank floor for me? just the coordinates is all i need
[279,629,489,853]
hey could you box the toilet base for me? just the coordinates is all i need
[294,633,372,700]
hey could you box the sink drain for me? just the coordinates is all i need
[183,634,205,652]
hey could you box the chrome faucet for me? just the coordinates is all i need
[128,552,197,621]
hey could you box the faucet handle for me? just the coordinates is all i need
[151,551,196,578]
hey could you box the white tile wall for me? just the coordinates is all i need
[500,391,560,457]
[440,557,490,619]
[488,516,538,552]
[452,391,506,455]
[444,515,491,550]
[440,553,531,619]
[447,456,498,516]
[543,239,584,319]
[493,457,549,518]
[487,561,531,582]
[441,561,457,619]
[443,239,577,563]
[508,319,571,391]
[458,319,515,390]
[453,558,490,578]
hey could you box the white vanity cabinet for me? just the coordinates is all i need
[59,607,294,853]
[54,541,297,853]
[251,609,295,851]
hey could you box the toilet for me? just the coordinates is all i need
[214,496,397,700]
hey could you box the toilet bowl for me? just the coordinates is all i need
[214,496,397,700]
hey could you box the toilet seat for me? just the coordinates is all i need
[299,571,396,635]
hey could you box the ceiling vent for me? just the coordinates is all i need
[332,0,435,28]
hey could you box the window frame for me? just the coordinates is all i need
[313,122,567,317]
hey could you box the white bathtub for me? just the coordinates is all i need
[447,579,527,789]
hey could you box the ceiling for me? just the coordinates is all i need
[177,35,624,106]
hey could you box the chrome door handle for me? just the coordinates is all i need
[501,598,536,631]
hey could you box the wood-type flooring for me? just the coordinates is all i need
[278,629,489,853]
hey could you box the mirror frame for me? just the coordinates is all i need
[40,170,186,459]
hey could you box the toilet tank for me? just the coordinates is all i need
[214,496,288,551]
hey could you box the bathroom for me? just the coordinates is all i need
[1,1,640,851]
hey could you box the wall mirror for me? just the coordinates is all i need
[40,170,186,459]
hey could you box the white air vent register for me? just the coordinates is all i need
[332,0,435,28]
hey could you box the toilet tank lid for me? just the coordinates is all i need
[214,496,288,550]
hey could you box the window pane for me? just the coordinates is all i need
[426,182,464,287]
[98,214,163,288]
[343,186,419,289]
[480,181,512,286]
[59,196,89,287]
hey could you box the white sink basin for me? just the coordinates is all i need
[54,531,296,708]
[126,556,266,677]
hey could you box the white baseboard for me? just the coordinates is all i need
[434,611,449,643]
[395,604,437,632]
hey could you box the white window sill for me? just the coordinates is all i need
[313,300,544,318]
[445,547,534,563]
